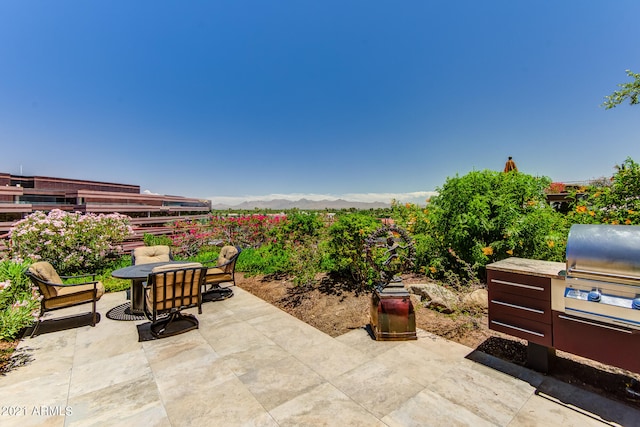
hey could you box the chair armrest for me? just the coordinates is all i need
[201,259,231,269]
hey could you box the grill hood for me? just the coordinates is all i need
[566,224,640,285]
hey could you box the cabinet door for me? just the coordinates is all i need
[553,311,640,373]
[489,312,553,346]
[490,290,552,324]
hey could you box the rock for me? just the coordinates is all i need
[408,283,459,314]
[410,294,422,307]
[461,289,488,310]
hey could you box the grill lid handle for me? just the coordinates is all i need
[567,267,640,282]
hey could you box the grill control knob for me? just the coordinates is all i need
[588,290,602,302]
[633,298,640,310]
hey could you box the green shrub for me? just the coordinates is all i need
[326,212,381,288]
[143,233,173,247]
[423,170,568,280]
[0,260,39,340]
[99,256,133,293]
[269,211,329,286]
[286,238,324,287]
[235,245,290,276]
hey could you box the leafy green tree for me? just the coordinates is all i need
[602,69,640,109]
[423,170,567,281]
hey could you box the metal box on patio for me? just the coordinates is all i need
[370,282,417,341]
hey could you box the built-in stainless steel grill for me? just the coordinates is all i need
[564,224,640,330]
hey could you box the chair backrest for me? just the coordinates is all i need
[27,261,63,298]
[217,246,241,273]
[132,245,173,265]
[147,263,205,313]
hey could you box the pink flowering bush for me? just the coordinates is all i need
[8,209,133,274]
[0,260,40,340]
[169,221,215,258]
[169,214,286,256]
[205,214,286,248]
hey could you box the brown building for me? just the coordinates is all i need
[0,172,211,240]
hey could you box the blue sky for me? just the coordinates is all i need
[1,1,639,206]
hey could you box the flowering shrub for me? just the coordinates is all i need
[569,158,640,225]
[0,260,40,340]
[8,209,133,274]
[206,214,286,248]
[169,214,286,256]
[170,224,215,258]
[546,182,566,193]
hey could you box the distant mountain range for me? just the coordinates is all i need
[210,198,391,210]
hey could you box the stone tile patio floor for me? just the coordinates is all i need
[1,287,639,426]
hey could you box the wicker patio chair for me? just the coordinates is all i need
[143,263,206,338]
[25,261,105,337]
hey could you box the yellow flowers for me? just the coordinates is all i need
[506,249,514,255]
[429,266,437,274]
[481,246,493,256]
[576,205,587,213]
[547,241,555,248]
[625,219,632,225]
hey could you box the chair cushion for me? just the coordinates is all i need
[205,268,232,285]
[151,262,203,273]
[217,246,238,266]
[133,245,172,265]
[44,282,105,310]
[29,261,63,285]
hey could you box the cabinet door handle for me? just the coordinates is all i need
[491,300,545,314]
[558,314,633,334]
[491,320,545,337]
[491,279,544,291]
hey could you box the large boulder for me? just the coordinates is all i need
[408,283,459,314]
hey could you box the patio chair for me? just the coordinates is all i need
[143,263,206,338]
[132,245,173,265]
[201,246,242,301]
[25,261,105,337]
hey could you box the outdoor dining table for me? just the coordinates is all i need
[111,261,189,315]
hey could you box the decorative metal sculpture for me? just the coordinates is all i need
[365,225,416,289]
[366,224,417,341]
